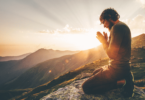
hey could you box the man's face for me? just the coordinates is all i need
[101,19,114,31]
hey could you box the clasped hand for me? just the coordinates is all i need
[96,31,108,44]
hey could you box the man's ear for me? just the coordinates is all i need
[109,18,114,23]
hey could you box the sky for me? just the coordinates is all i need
[0,0,145,56]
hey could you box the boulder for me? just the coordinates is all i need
[41,76,145,100]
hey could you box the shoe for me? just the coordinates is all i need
[121,72,134,97]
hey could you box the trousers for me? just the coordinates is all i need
[82,65,133,94]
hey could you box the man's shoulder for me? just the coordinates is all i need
[114,21,127,28]
[113,21,130,32]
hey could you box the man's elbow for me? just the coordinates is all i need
[107,54,115,59]
[106,50,117,59]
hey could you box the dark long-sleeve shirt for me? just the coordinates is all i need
[103,21,131,70]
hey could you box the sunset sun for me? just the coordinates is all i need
[56,29,101,51]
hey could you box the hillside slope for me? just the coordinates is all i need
[131,33,145,48]
[0,60,19,85]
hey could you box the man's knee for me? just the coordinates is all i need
[82,80,92,94]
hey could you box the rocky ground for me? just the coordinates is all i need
[41,74,145,100]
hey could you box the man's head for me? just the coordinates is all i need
[100,8,120,30]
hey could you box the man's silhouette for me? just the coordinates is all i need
[82,8,134,97]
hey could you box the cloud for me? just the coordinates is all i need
[39,14,145,37]
[39,24,93,34]
[128,15,145,29]
[136,0,145,8]
[122,14,145,36]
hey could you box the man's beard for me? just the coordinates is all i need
[109,21,114,30]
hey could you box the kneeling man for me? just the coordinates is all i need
[82,8,134,97]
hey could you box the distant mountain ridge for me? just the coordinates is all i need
[16,48,79,70]
[0,49,78,86]
[0,53,31,62]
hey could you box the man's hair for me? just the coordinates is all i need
[100,8,120,22]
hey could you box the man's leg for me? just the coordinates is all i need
[122,71,134,97]
[92,67,103,75]
[82,65,117,94]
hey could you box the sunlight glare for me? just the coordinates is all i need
[59,29,101,51]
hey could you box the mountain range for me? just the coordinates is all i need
[0,46,107,90]
[0,49,78,86]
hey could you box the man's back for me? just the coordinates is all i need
[109,21,131,69]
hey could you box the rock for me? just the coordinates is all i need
[41,77,145,100]
[76,73,93,79]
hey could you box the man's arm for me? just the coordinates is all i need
[103,26,123,59]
